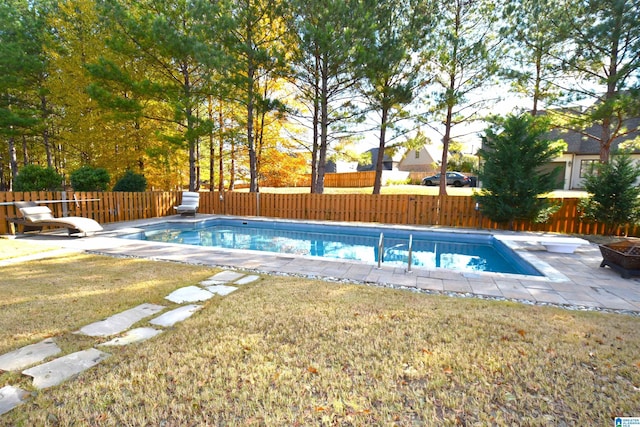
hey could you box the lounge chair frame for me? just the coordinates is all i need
[9,201,103,237]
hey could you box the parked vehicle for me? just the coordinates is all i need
[421,172,471,187]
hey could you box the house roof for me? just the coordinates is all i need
[357,148,395,171]
[546,112,640,155]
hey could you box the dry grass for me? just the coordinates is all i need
[2,257,640,425]
[0,253,218,356]
[0,238,60,260]
[239,185,588,198]
[239,185,477,196]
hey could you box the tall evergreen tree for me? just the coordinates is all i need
[422,0,503,196]
[476,114,565,228]
[501,0,568,115]
[357,0,433,194]
[288,0,365,194]
[219,0,289,193]
[0,0,50,189]
[579,152,640,235]
[556,0,640,163]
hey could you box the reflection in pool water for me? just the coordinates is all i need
[121,219,541,276]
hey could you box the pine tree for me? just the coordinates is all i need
[356,0,432,194]
[579,152,640,235]
[288,0,365,194]
[476,114,565,228]
[422,0,503,197]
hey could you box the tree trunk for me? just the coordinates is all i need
[314,56,329,194]
[532,47,542,116]
[182,65,197,192]
[246,4,258,193]
[22,135,29,165]
[310,49,320,193]
[228,137,235,191]
[9,136,17,190]
[372,106,389,195]
[440,101,454,197]
[247,65,258,192]
[599,3,622,164]
[187,110,197,191]
[41,94,53,167]
[218,103,225,192]
[208,97,215,192]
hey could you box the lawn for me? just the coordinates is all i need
[241,185,588,198]
[1,241,639,425]
[0,238,60,260]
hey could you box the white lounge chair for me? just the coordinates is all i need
[174,191,200,216]
[12,202,103,237]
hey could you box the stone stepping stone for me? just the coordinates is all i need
[165,286,214,304]
[0,385,29,416]
[22,348,110,390]
[200,271,245,285]
[99,327,163,346]
[78,303,165,337]
[205,285,238,296]
[0,338,61,372]
[234,275,260,285]
[150,305,202,328]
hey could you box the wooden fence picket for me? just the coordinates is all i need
[1,190,639,237]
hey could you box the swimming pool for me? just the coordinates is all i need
[120,218,542,277]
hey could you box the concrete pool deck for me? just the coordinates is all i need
[4,215,640,314]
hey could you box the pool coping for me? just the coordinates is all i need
[6,214,640,314]
[102,215,565,281]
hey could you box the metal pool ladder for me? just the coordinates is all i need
[377,232,414,273]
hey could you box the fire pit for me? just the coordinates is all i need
[599,239,640,278]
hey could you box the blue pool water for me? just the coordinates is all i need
[120,219,542,276]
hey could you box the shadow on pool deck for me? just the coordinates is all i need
[5,215,640,314]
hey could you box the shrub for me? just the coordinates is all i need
[476,114,565,228]
[113,171,147,192]
[70,166,111,191]
[13,165,63,191]
[386,177,411,186]
[579,152,640,235]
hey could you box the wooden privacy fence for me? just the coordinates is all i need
[0,191,638,237]
[294,171,377,188]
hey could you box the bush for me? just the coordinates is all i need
[13,165,63,191]
[70,166,111,191]
[386,178,411,186]
[476,114,565,228]
[579,152,640,235]
[113,170,147,192]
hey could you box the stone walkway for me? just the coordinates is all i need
[0,270,259,416]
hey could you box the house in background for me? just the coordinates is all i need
[549,116,640,190]
[396,144,442,173]
[356,147,398,171]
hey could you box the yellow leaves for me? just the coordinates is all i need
[316,397,372,420]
